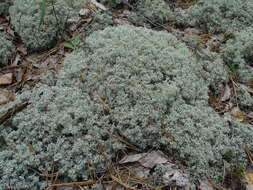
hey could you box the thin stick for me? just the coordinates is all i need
[47,180,96,188]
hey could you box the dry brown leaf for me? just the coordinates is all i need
[0,73,13,85]
[0,89,15,105]
[119,151,168,168]
[230,107,247,122]
[138,151,168,168]
[0,92,10,105]
[246,173,253,185]
[119,153,145,164]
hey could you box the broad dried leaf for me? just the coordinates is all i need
[139,150,168,168]
[119,153,145,164]
[119,151,168,168]
[246,173,253,185]
[0,90,15,105]
[230,107,247,122]
[0,73,13,85]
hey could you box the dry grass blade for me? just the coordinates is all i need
[45,180,96,189]
[110,174,136,190]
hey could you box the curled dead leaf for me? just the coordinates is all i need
[246,173,253,185]
[0,89,15,105]
[0,73,13,85]
[230,107,247,122]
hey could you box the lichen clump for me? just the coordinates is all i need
[0,32,15,66]
[221,27,253,110]
[9,0,72,51]
[0,86,122,189]
[221,27,253,83]
[134,0,174,24]
[184,0,253,33]
[0,0,13,16]
[1,26,253,188]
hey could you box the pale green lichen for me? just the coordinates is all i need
[82,11,114,37]
[234,85,253,111]
[221,27,253,83]
[64,0,88,9]
[136,0,174,24]
[0,85,123,189]
[99,0,123,7]
[0,0,13,16]
[128,0,175,26]
[0,26,252,189]
[9,0,73,51]
[0,32,15,66]
[183,0,253,34]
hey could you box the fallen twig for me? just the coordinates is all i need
[0,102,29,125]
